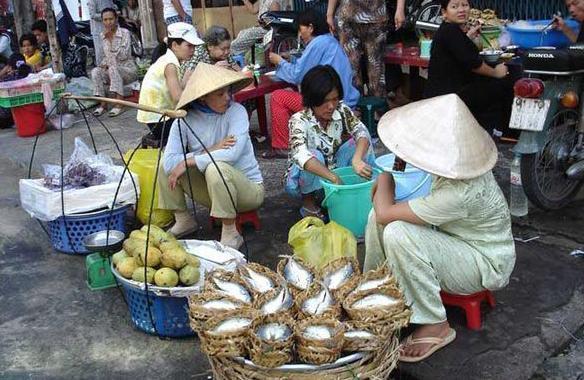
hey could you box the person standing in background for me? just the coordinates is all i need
[88,0,116,65]
[230,0,282,56]
[163,0,193,25]
[326,0,406,98]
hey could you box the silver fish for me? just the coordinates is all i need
[352,294,400,310]
[201,299,240,311]
[240,265,274,293]
[354,275,392,293]
[211,277,252,303]
[256,323,293,341]
[261,286,294,315]
[345,330,375,339]
[282,256,313,290]
[302,286,334,315]
[323,263,354,290]
[213,317,252,333]
[303,325,333,340]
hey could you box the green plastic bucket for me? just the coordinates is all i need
[320,167,380,239]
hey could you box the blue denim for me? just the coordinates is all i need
[285,139,376,198]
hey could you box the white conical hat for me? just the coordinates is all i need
[377,94,498,179]
[176,63,253,110]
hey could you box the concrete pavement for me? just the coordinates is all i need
[1,109,583,379]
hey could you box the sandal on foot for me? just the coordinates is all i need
[93,106,106,116]
[399,328,456,363]
[108,107,124,117]
[299,206,327,222]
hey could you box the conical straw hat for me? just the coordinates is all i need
[377,94,498,180]
[176,63,253,110]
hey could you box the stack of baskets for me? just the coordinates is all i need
[189,257,411,379]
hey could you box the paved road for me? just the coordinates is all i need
[1,109,583,379]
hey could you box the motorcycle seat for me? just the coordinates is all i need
[523,45,584,73]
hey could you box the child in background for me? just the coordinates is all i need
[19,33,42,69]
[0,53,33,129]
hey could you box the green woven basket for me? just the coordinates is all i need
[0,88,65,108]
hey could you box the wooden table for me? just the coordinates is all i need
[234,74,296,137]
[384,47,429,101]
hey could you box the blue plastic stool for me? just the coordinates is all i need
[357,96,388,138]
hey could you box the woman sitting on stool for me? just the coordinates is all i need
[91,8,138,117]
[158,63,264,250]
[285,65,374,220]
[365,94,516,362]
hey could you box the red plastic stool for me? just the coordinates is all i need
[440,290,495,330]
[209,210,261,233]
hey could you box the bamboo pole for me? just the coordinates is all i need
[44,0,63,73]
[62,93,188,119]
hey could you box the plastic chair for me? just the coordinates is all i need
[209,210,261,233]
[356,96,388,138]
[440,290,496,330]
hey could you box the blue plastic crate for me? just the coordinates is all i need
[47,205,130,255]
[121,283,194,338]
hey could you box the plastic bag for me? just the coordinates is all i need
[43,137,118,189]
[124,148,174,227]
[65,76,98,111]
[288,217,357,269]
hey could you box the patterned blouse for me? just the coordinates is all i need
[180,44,239,79]
[101,27,136,73]
[336,0,387,24]
[288,103,370,170]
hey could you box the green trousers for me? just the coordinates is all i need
[158,161,264,219]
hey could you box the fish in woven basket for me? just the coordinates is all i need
[259,285,294,315]
[321,257,360,292]
[278,255,315,291]
[301,283,335,316]
[213,317,253,333]
[303,325,334,340]
[351,294,401,310]
[207,272,253,304]
[352,273,393,294]
[201,298,242,311]
[256,323,293,341]
[237,263,277,294]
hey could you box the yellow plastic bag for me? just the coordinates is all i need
[288,217,357,269]
[124,148,174,227]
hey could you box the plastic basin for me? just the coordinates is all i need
[506,19,580,49]
[374,154,432,202]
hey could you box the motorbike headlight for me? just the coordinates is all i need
[560,90,579,109]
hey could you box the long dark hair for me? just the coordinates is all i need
[301,65,344,108]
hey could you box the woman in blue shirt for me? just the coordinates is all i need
[263,8,359,159]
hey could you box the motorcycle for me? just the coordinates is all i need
[509,46,584,210]
[259,10,301,56]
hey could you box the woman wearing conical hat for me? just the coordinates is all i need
[157,63,264,250]
[365,94,516,362]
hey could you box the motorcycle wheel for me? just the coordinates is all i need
[521,109,583,210]
[414,0,442,36]
[276,36,298,56]
[131,32,143,58]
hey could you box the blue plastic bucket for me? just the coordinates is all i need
[320,167,380,239]
[375,154,432,202]
[506,19,580,49]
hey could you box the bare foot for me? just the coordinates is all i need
[400,321,452,360]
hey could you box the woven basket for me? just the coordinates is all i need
[188,292,246,332]
[209,330,400,379]
[319,257,361,299]
[252,286,296,318]
[204,269,253,305]
[343,321,383,352]
[342,285,407,324]
[247,314,295,368]
[295,317,345,365]
[276,256,318,298]
[295,282,341,320]
[237,262,283,297]
[199,308,258,357]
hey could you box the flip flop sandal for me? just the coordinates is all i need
[108,107,124,117]
[399,328,457,363]
[92,106,106,116]
[299,206,328,222]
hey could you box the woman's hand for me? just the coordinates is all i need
[326,14,336,34]
[466,23,481,39]
[168,161,188,191]
[394,8,406,30]
[329,172,342,185]
[210,135,237,151]
[493,63,509,78]
[269,52,283,66]
[352,158,373,179]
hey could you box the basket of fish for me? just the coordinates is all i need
[199,308,259,357]
[190,258,409,379]
[247,314,295,368]
[277,255,317,297]
[295,317,345,365]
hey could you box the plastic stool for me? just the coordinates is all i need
[440,290,495,330]
[356,96,388,138]
[209,210,261,233]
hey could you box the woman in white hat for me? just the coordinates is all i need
[137,22,203,147]
[364,94,516,362]
[157,63,264,250]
